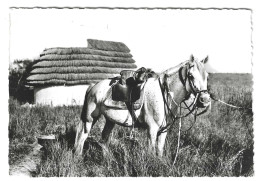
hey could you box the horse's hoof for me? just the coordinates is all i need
[73,149,83,157]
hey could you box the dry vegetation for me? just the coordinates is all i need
[8,73,253,177]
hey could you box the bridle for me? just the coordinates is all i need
[157,62,210,136]
[178,63,209,99]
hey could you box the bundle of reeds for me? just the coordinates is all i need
[27,79,101,85]
[32,60,137,69]
[37,54,135,63]
[41,48,133,58]
[26,39,136,86]
[27,73,116,81]
[87,39,130,53]
[30,66,126,74]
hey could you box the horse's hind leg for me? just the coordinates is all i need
[74,120,93,155]
[74,100,100,155]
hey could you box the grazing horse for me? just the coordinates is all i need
[74,55,211,156]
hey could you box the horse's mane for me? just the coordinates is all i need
[159,60,189,77]
[150,58,206,80]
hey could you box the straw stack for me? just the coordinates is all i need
[26,39,137,86]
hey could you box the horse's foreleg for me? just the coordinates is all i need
[147,124,159,154]
[74,121,92,155]
[157,131,167,157]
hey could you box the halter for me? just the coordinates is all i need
[178,63,209,97]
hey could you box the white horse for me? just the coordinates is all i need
[74,55,211,156]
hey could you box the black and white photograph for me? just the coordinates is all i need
[3,0,259,178]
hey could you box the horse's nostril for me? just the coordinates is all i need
[199,95,210,104]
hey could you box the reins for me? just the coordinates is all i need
[158,63,210,167]
[157,78,199,136]
[157,63,209,136]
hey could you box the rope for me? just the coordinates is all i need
[210,94,252,110]
[216,99,252,109]
[157,78,201,136]
[172,107,182,167]
[129,87,135,139]
[210,94,253,139]
[157,100,196,136]
[181,108,198,134]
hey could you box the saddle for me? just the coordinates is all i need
[104,67,156,110]
[112,68,146,102]
[104,67,156,127]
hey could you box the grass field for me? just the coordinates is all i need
[8,73,253,177]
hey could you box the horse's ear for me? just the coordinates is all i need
[201,56,209,64]
[190,54,195,62]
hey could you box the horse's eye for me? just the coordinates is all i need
[188,73,193,78]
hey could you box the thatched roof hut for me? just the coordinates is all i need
[26,39,137,106]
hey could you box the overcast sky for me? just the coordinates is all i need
[9,8,252,73]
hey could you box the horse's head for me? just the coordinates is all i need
[181,55,211,108]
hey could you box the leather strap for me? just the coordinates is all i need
[178,66,186,87]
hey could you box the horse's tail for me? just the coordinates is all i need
[81,83,95,122]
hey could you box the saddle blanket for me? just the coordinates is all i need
[103,85,145,110]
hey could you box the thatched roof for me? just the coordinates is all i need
[26,39,137,86]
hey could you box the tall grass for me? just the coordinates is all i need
[8,73,253,177]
